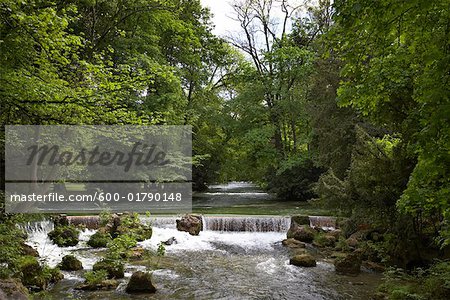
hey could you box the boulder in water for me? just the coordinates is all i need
[48,225,80,247]
[0,279,29,300]
[77,279,118,291]
[59,255,83,271]
[93,259,124,279]
[126,271,156,294]
[334,253,362,275]
[282,238,306,248]
[100,212,152,241]
[287,224,316,243]
[176,214,203,236]
[87,231,112,248]
[313,233,336,248]
[290,254,316,267]
[21,243,39,257]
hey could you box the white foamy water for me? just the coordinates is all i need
[139,226,285,253]
[21,221,97,269]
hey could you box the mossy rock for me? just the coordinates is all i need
[0,278,29,300]
[87,231,112,248]
[16,256,63,291]
[334,253,361,275]
[53,214,69,227]
[59,255,83,271]
[290,254,317,267]
[21,243,39,257]
[48,225,80,247]
[287,224,316,243]
[93,259,124,279]
[77,278,118,291]
[17,256,44,289]
[126,271,156,294]
[176,214,202,236]
[282,238,306,248]
[97,213,152,241]
[48,267,64,283]
[313,233,336,248]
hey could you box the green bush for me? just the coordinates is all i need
[378,261,450,300]
[106,234,137,260]
[15,256,63,290]
[83,270,108,285]
[92,259,124,279]
[0,221,27,278]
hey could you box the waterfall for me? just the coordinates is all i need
[19,220,54,235]
[308,216,336,230]
[202,216,291,232]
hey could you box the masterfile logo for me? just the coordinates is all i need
[5,125,192,213]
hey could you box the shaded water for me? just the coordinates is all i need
[23,182,381,299]
[193,182,328,216]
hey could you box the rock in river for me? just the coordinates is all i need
[126,271,156,294]
[290,254,317,267]
[287,224,316,243]
[176,214,203,236]
[334,253,362,275]
[59,255,83,271]
[282,238,306,248]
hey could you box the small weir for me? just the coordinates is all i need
[67,216,100,229]
[202,216,291,232]
[64,215,336,231]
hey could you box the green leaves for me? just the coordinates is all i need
[331,0,450,244]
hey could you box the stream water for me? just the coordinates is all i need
[23,182,381,299]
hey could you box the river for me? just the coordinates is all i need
[24,182,381,299]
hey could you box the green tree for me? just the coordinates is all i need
[331,0,450,244]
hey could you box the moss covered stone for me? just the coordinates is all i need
[48,225,79,247]
[282,238,306,248]
[290,254,317,267]
[126,271,156,294]
[87,231,112,248]
[21,243,39,257]
[59,255,83,271]
[0,278,29,300]
[334,253,362,275]
[93,259,124,279]
[287,224,316,243]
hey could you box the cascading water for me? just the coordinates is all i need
[20,182,380,299]
[202,216,290,232]
[20,220,97,269]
